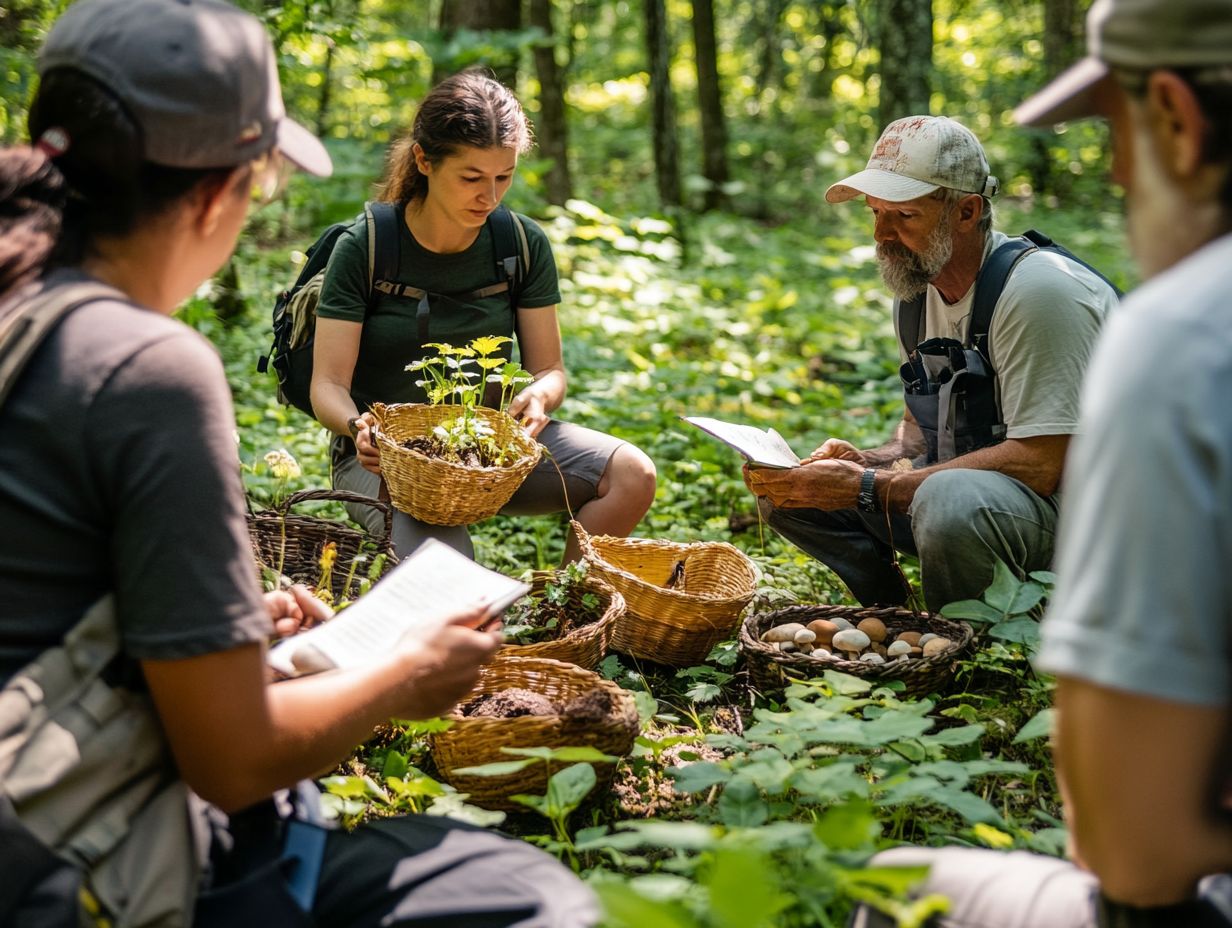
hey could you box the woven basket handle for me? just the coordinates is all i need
[570,520,596,558]
[275,488,394,550]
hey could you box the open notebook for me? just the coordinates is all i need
[682,416,802,469]
[267,538,530,677]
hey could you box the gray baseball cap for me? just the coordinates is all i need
[38,0,331,176]
[826,116,999,204]
[1016,0,1232,125]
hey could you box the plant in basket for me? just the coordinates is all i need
[502,563,604,645]
[402,336,534,467]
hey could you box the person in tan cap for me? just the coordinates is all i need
[849,0,1232,926]
[746,115,1117,613]
[0,1,597,926]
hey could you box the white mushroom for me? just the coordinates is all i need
[859,652,886,665]
[762,622,806,643]
[886,640,912,658]
[793,629,817,646]
[832,617,855,631]
[831,628,871,659]
[922,637,953,657]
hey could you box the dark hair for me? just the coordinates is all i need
[379,70,533,205]
[0,69,237,304]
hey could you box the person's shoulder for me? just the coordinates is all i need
[506,209,552,247]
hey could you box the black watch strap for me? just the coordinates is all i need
[347,416,363,440]
[857,467,879,513]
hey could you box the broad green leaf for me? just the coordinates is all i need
[1013,707,1056,743]
[685,681,722,703]
[1029,570,1059,585]
[972,822,1015,849]
[605,821,721,852]
[544,762,597,816]
[813,800,880,850]
[502,745,619,763]
[982,559,1022,613]
[381,750,409,780]
[939,599,1003,623]
[717,778,769,827]
[1008,581,1046,615]
[823,670,873,696]
[789,762,870,802]
[385,776,444,799]
[451,758,536,777]
[708,846,792,928]
[989,617,1042,647]
[593,882,701,928]
[668,761,731,794]
[922,723,984,746]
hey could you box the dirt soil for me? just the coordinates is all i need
[464,688,557,718]
[403,436,501,468]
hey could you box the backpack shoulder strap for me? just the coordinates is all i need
[894,295,926,357]
[364,201,401,307]
[487,205,528,306]
[0,282,122,410]
[1022,228,1123,298]
[967,236,1038,363]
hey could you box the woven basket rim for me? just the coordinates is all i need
[440,655,638,723]
[371,402,541,473]
[575,522,759,605]
[498,573,624,653]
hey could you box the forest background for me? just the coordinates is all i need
[2,1,1136,924]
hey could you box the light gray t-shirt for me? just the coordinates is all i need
[1037,232,1232,705]
[903,231,1116,440]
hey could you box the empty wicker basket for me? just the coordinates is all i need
[498,572,624,670]
[740,604,974,698]
[370,402,542,526]
[247,488,397,602]
[430,657,639,810]
[573,521,759,667]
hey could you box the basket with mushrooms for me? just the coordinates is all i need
[739,604,974,698]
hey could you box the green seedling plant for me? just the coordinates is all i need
[453,745,618,868]
[579,671,1034,926]
[940,559,1056,654]
[404,336,534,466]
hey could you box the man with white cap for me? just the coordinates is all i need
[848,0,1232,926]
[747,115,1117,612]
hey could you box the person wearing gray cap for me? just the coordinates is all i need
[746,115,1117,613]
[847,1,1232,927]
[0,1,597,927]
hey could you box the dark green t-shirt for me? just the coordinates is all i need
[316,207,561,410]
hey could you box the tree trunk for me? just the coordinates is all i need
[877,0,933,127]
[316,38,335,138]
[436,0,522,87]
[644,0,681,209]
[529,0,573,205]
[1029,0,1082,197]
[691,0,729,211]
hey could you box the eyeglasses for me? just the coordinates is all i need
[248,148,295,206]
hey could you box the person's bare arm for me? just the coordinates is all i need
[747,433,1069,513]
[811,409,928,466]
[505,306,566,439]
[141,612,499,812]
[1055,675,1232,905]
[310,317,365,437]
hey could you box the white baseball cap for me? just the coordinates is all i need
[826,116,999,204]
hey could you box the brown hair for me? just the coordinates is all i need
[0,69,237,305]
[379,70,533,205]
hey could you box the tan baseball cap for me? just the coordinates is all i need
[826,115,999,204]
[1016,0,1232,126]
[39,0,331,176]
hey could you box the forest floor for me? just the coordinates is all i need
[200,190,1135,925]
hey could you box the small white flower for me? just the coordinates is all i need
[264,448,301,480]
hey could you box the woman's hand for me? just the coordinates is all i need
[266,584,334,638]
[507,389,549,439]
[351,413,382,474]
[392,608,503,718]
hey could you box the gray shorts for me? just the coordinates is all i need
[332,419,625,559]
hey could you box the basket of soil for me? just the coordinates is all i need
[572,521,760,667]
[247,488,398,603]
[369,402,542,526]
[740,604,974,698]
[430,657,639,810]
[499,568,625,670]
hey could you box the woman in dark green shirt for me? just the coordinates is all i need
[313,70,656,561]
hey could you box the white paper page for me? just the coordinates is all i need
[683,416,801,469]
[267,538,529,676]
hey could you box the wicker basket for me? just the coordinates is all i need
[573,521,759,667]
[740,604,974,698]
[498,572,624,670]
[430,657,639,810]
[247,489,397,601]
[369,402,542,526]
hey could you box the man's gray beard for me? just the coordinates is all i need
[876,213,954,301]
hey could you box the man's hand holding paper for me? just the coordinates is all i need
[744,457,864,511]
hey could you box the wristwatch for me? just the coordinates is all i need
[347,416,364,440]
[857,467,879,513]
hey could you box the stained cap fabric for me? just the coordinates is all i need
[826,115,999,204]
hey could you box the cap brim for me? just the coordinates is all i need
[277,118,332,177]
[1014,57,1110,127]
[825,169,939,204]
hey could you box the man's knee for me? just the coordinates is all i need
[910,469,1021,543]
